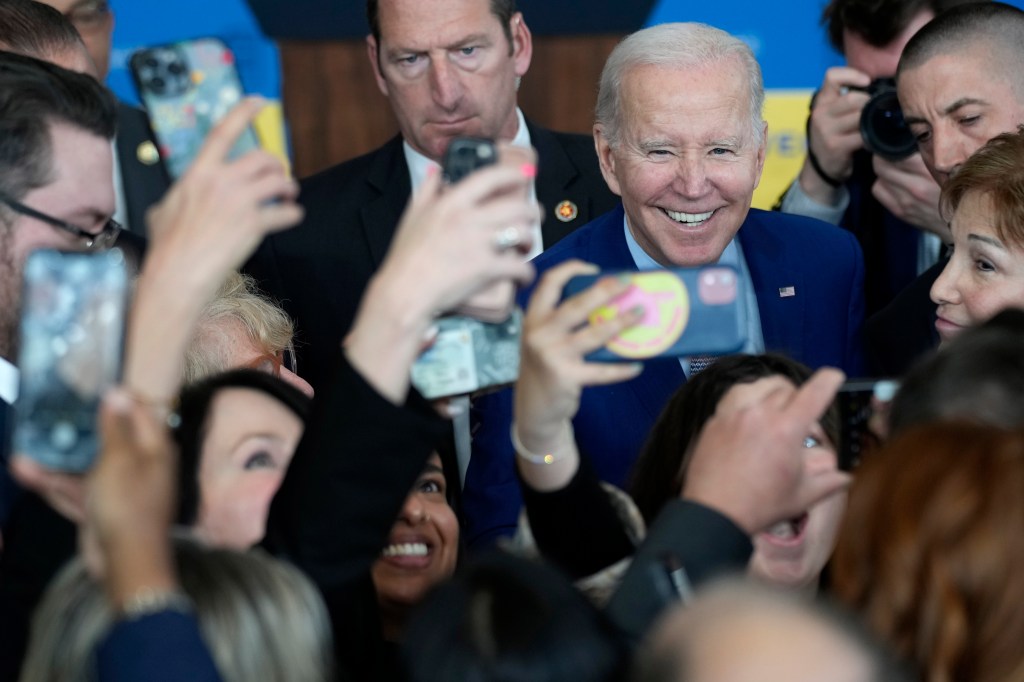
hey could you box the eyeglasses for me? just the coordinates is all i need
[0,192,121,250]
[63,0,111,32]
[244,348,298,378]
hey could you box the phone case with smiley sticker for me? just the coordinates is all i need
[561,266,747,362]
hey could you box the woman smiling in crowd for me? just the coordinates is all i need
[931,125,1024,342]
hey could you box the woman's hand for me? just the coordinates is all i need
[81,390,179,608]
[513,260,643,491]
[125,97,303,409]
[346,143,542,403]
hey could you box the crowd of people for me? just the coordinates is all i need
[1,0,1024,680]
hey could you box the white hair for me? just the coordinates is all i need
[595,22,765,148]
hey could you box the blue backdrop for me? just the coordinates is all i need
[105,0,1024,204]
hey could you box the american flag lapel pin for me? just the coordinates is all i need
[779,286,796,298]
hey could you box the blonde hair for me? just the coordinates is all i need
[21,536,332,682]
[183,272,296,384]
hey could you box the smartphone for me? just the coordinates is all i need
[561,266,747,362]
[836,379,899,471]
[130,37,259,179]
[14,249,128,472]
[443,136,497,183]
[410,309,522,400]
[443,137,516,323]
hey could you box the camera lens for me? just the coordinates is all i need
[860,79,917,161]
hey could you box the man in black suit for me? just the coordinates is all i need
[866,2,1024,375]
[36,0,170,236]
[0,51,123,679]
[245,0,618,390]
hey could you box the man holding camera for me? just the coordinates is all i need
[778,0,981,315]
[866,1,1024,373]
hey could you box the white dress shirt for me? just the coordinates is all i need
[403,107,543,260]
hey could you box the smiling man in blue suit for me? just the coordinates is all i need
[464,22,865,547]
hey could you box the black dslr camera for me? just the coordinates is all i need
[857,77,917,161]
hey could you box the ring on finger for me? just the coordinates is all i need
[493,226,522,252]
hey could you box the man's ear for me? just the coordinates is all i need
[366,34,389,97]
[594,124,622,197]
[509,12,533,79]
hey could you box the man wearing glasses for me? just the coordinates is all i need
[0,52,119,408]
[0,49,121,677]
[33,0,171,236]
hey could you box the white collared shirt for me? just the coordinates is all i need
[403,107,543,260]
[0,356,19,404]
[111,140,129,232]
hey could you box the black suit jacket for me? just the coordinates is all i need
[864,259,943,377]
[115,103,171,237]
[245,122,619,390]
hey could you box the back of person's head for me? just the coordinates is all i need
[897,2,1024,80]
[629,354,839,525]
[402,551,628,682]
[889,308,1024,434]
[633,579,905,682]
[22,535,332,682]
[938,124,1024,247]
[0,0,86,64]
[183,271,297,384]
[595,22,764,150]
[831,422,1024,682]
[173,368,310,526]
[0,50,116,202]
[821,0,984,52]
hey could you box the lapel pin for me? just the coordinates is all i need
[779,286,796,298]
[137,141,160,165]
[555,200,578,223]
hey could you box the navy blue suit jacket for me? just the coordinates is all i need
[463,205,865,546]
[97,612,221,682]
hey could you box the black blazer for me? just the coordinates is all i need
[244,122,619,391]
[864,259,943,377]
[115,103,171,237]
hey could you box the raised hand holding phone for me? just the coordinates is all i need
[514,260,644,492]
[347,144,540,404]
[125,97,302,417]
